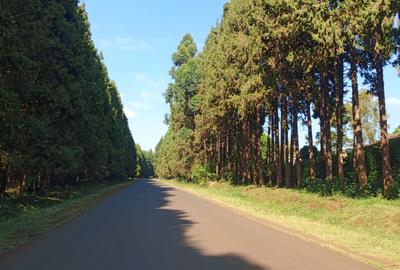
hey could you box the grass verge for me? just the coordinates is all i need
[0,179,136,253]
[160,179,400,270]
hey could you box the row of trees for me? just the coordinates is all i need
[135,145,155,178]
[156,0,399,198]
[0,1,137,197]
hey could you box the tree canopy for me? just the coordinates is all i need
[155,34,201,179]
[0,1,137,197]
[155,0,400,198]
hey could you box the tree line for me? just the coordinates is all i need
[155,0,400,198]
[0,0,137,197]
[136,145,155,179]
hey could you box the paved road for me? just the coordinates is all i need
[0,179,376,270]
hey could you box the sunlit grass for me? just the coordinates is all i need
[161,179,400,270]
[0,179,135,253]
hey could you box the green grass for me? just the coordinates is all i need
[160,179,400,270]
[0,179,136,253]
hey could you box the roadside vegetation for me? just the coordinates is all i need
[0,2,160,253]
[0,2,137,198]
[0,179,135,253]
[162,179,400,270]
[155,2,399,267]
[136,145,156,179]
[155,0,400,199]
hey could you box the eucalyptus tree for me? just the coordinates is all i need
[363,0,397,197]
[156,34,201,179]
[331,0,347,189]
[310,1,336,183]
[155,0,399,198]
[341,0,369,190]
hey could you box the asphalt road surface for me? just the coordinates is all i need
[0,179,377,270]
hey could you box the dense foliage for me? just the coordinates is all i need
[135,145,155,178]
[155,34,200,179]
[0,1,137,197]
[156,0,400,198]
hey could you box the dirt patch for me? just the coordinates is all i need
[307,203,320,210]
[325,200,344,212]
[389,213,400,234]
[207,181,217,188]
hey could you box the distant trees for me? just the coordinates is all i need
[135,145,155,178]
[0,1,136,197]
[395,126,400,135]
[155,0,399,198]
[345,91,380,145]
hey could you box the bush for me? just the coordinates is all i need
[302,176,382,198]
[303,178,332,197]
[342,181,362,198]
[387,177,400,200]
[190,164,215,186]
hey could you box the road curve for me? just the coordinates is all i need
[0,179,376,270]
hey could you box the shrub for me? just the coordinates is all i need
[387,176,400,200]
[303,178,332,197]
[190,164,215,186]
[343,181,362,198]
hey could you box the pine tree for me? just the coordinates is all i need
[0,1,137,196]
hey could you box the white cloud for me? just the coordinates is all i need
[140,90,152,99]
[98,38,112,48]
[131,101,153,110]
[115,36,153,52]
[387,97,400,106]
[134,73,168,90]
[96,36,156,52]
[122,73,169,119]
[123,100,154,119]
[124,108,137,119]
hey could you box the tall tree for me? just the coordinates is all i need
[156,34,200,179]
[0,1,137,197]
[369,0,395,198]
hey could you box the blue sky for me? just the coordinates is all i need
[84,0,227,150]
[84,1,400,150]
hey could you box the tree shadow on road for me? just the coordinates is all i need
[117,179,269,270]
[0,179,270,270]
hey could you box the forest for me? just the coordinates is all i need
[155,0,400,199]
[0,1,146,198]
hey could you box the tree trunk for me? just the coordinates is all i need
[216,136,221,178]
[269,113,275,186]
[321,65,333,182]
[376,55,393,198]
[0,168,7,198]
[17,175,26,196]
[292,97,302,188]
[256,108,265,185]
[352,134,357,170]
[319,106,325,179]
[274,101,282,187]
[281,96,290,188]
[267,113,272,185]
[285,120,290,187]
[289,99,295,185]
[350,46,368,190]
[226,128,231,172]
[306,102,316,180]
[335,54,345,190]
